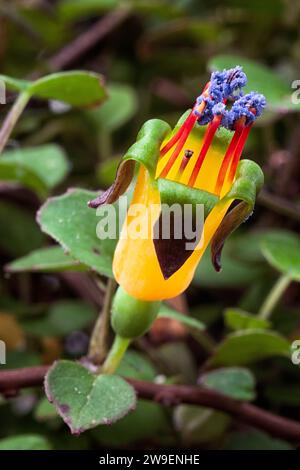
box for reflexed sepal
[88,119,171,208]
[111,286,161,338]
[211,159,264,271]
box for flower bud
[111,286,161,339]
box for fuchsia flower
[89,67,266,301]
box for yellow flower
[89,67,266,302]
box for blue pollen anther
[224,66,247,99]
[193,67,266,130]
[222,92,267,129]
[212,102,226,116]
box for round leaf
[116,351,157,381]
[45,360,136,434]
[208,329,291,367]
[6,246,86,273]
[260,230,300,281]
[159,304,205,331]
[0,71,107,107]
[30,71,107,107]
[0,435,51,450]
[224,308,271,331]
[87,83,138,131]
[37,188,118,277]
[200,367,256,401]
[0,144,69,197]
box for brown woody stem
[0,365,300,441]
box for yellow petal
[156,133,230,195]
[113,166,233,301]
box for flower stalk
[101,335,131,374]
[258,273,291,320]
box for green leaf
[0,434,51,450]
[88,118,171,208]
[92,400,170,447]
[6,246,86,273]
[0,75,28,92]
[87,83,138,131]
[97,157,120,187]
[116,351,157,381]
[2,351,40,369]
[174,405,231,444]
[30,71,107,107]
[58,0,118,22]
[159,304,205,331]
[155,342,198,383]
[260,230,300,281]
[0,145,69,197]
[45,360,136,434]
[208,55,297,113]
[225,430,293,450]
[200,367,256,401]
[231,231,266,264]
[194,236,265,288]
[208,330,291,367]
[37,188,118,277]
[0,201,44,256]
[22,300,96,337]
[93,351,169,446]
[88,111,231,210]
[211,159,264,271]
[224,308,271,331]
[0,71,107,107]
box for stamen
[176,149,194,180]
[158,74,266,187]
[160,84,210,158]
[227,124,252,184]
[214,119,245,195]
[158,113,197,179]
[187,115,222,187]
[160,111,193,157]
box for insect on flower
[89,67,266,302]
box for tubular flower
[89,67,266,302]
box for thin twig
[88,278,116,364]
[258,189,300,223]
[0,91,30,154]
[59,272,104,309]
[48,8,131,71]
[1,365,300,441]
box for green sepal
[211,159,264,271]
[111,286,161,339]
[122,119,171,177]
[88,119,171,208]
[222,158,264,206]
[88,110,231,210]
[158,178,219,219]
